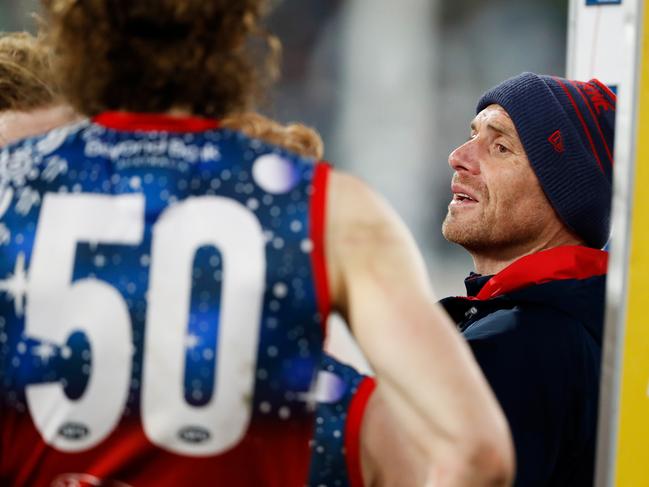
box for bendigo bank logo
[548,130,565,154]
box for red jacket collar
[474,245,608,301]
[93,111,220,133]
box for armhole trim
[309,162,332,335]
[345,377,376,487]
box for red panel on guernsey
[0,114,330,487]
[1,409,313,486]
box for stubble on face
[442,173,550,254]
[442,174,493,250]
[441,105,557,256]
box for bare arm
[360,386,429,487]
[326,170,514,486]
[208,117,512,484]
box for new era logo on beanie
[477,72,615,249]
[548,130,565,153]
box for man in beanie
[441,72,615,486]
[0,3,515,484]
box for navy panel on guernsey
[308,354,375,487]
[0,113,329,487]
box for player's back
[0,112,330,486]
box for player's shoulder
[1,118,89,160]
[327,169,397,219]
[326,168,411,253]
[0,119,89,186]
[327,169,370,198]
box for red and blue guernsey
[0,113,331,487]
[308,355,375,487]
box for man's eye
[496,143,509,153]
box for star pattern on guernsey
[1,121,326,482]
[296,389,319,412]
[308,356,367,487]
[185,333,200,350]
[297,370,347,412]
[32,342,57,365]
[0,252,29,317]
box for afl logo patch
[178,425,211,444]
[58,422,90,441]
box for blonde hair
[222,113,324,159]
[0,31,59,111]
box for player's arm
[360,385,430,486]
[326,170,514,486]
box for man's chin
[442,217,485,248]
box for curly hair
[42,0,279,117]
[0,32,59,112]
[222,113,324,159]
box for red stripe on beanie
[569,80,613,165]
[553,77,606,174]
[592,79,617,104]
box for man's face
[442,104,560,255]
[0,105,79,148]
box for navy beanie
[477,72,616,249]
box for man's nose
[448,140,480,174]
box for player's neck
[0,104,81,148]
[166,107,193,117]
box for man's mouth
[450,184,480,207]
[453,192,476,202]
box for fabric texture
[308,354,374,487]
[440,246,606,486]
[477,72,616,248]
[0,114,327,487]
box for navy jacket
[440,246,607,487]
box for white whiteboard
[567,0,625,86]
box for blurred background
[0,0,568,297]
